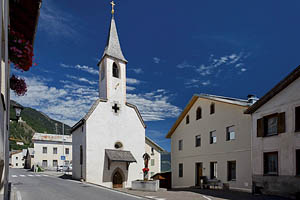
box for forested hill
[9,100,71,150]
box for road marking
[202,195,212,200]
[19,175,25,177]
[12,175,17,178]
[16,191,22,200]
[42,174,48,176]
[145,196,157,199]
[35,175,41,177]
[28,175,34,177]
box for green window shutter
[277,112,286,134]
[257,118,264,137]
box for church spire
[100,1,127,63]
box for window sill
[228,179,236,182]
[263,174,278,176]
[263,134,279,138]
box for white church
[71,6,162,188]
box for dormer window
[112,62,119,78]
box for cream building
[72,11,146,189]
[166,94,253,191]
[245,66,300,198]
[145,137,164,179]
[32,133,72,170]
[9,150,26,168]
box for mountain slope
[9,100,71,150]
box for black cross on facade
[112,103,120,113]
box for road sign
[61,156,66,161]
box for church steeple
[100,14,127,63]
[98,2,127,104]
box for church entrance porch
[112,170,123,188]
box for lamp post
[12,104,23,121]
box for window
[42,160,48,168]
[151,159,155,166]
[210,162,217,179]
[53,147,57,154]
[195,135,201,147]
[296,149,300,176]
[196,107,202,120]
[16,163,18,166]
[264,152,278,175]
[226,126,235,141]
[228,161,236,181]
[186,115,190,124]
[179,140,183,151]
[296,106,300,132]
[43,147,47,154]
[100,66,105,81]
[210,131,217,144]
[65,148,69,155]
[53,160,58,167]
[210,103,215,114]
[257,113,285,137]
[151,147,154,155]
[179,163,183,177]
[16,157,18,160]
[112,62,119,78]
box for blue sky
[11,0,300,151]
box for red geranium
[142,168,149,173]
[10,75,27,96]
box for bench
[201,177,221,189]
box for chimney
[247,94,259,104]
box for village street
[9,168,147,200]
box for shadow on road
[168,188,292,200]
[59,174,73,180]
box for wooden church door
[113,171,123,188]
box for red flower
[10,75,27,96]
[142,168,149,173]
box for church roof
[100,17,127,64]
[105,149,136,163]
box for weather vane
[110,1,115,15]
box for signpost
[61,156,66,161]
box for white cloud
[127,90,181,121]
[153,57,161,64]
[131,68,144,74]
[241,68,247,72]
[201,80,211,86]
[39,1,79,38]
[127,78,141,85]
[66,75,97,85]
[126,86,136,91]
[60,63,98,75]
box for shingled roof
[105,149,136,162]
[99,17,127,64]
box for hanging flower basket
[10,75,27,96]
[8,28,36,71]
[142,168,149,173]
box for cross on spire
[112,103,120,113]
[110,1,115,15]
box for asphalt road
[9,168,146,200]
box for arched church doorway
[112,170,123,188]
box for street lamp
[12,104,23,121]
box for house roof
[165,94,251,138]
[245,65,300,114]
[71,99,146,133]
[10,150,22,156]
[32,133,72,143]
[145,136,165,152]
[105,149,136,163]
[99,17,127,64]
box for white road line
[202,195,212,200]
[19,175,25,177]
[42,174,48,176]
[17,191,22,200]
[11,175,17,178]
[28,175,34,177]
[155,199,166,200]
[35,175,41,177]
[145,196,157,199]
